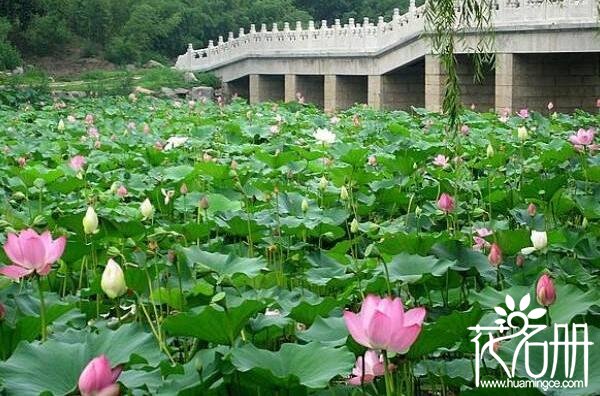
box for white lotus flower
[521,230,548,255]
[140,198,154,219]
[163,136,188,151]
[101,259,127,299]
[313,128,336,145]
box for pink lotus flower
[343,294,426,354]
[437,193,455,213]
[569,128,596,151]
[472,236,490,251]
[547,102,554,111]
[85,114,94,125]
[88,127,99,139]
[78,355,121,396]
[116,185,128,198]
[498,108,510,123]
[488,243,503,267]
[536,274,556,307]
[348,350,386,386]
[460,125,470,135]
[528,203,537,216]
[17,157,27,167]
[517,108,529,118]
[69,155,86,172]
[475,228,493,237]
[432,154,449,168]
[0,229,66,280]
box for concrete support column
[425,54,446,112]
[368,75,382,109]
[285,74,297,102]
[324,75,338,112]
[249,74,260,104]
[495,53,514,113]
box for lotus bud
[536,273,556,307]
[350,218,359,233]
[460,125,470,135]
[547,102,554,111]
[415,206,422,216]
[78,355,121,396]
[488,243,502,267]
[582,217,588,229]
[101,259,127,299]
[493,341,500,353]
[486,144,494,158]
[83,206,99,235]
[528,203,537,216]
[518,126,529,141]
[180,183,189,195]
[530,230,547,250]
[17,157,26,167]
[319,176,328,191]
[437,193,455,213]
[199,196,209,210]
[140,198,154,219]
[57,119,65,131]
[301,198,309,213]
[367,155,377,166]
[515,254,525,267]
[340,185,349,201]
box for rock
[161,87,177,98]
[134,86,155,95]
[184,71,197,83]
[126,64,136,72]
[12,66,24,75]
[145,60,164,68]
[174,88,189,97]
[190,86,214,101]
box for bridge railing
[175,0,598,72]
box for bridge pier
[323,75,368,112]
[249,74,285,104]
[368,76,382,109]
[425,55,445,112]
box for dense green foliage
[0,97,599,395]
[0,0,417,66]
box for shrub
[0,40,21,70]
[24,15,71,56]
[105,36,140,65]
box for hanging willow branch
[424,0,494,132]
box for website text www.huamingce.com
[478,378,585,391]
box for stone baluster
[239,28,245,37]
[261,23,267,33]
[250,24,256,34]
[228,31,234,41]
[321,20,328,29]
[208,40,214,48]
[272,22,279,32]
[349,17,355,28]
[308,20,315,30]
[284,22,290,32]
[409,0,416,13]
[296,21,302,31]
[218,36,224,45]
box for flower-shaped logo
[493,294,547,331]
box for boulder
[174,88,189,97]
[134,86,155,95]
[126,64,136,72]
[161,87,177,98]
[190,86,214,101]
[145,60,164,68]
[12,66,24,75]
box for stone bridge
[175,0,600,113]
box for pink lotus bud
[78,355,121,396]
[536,274,557,307]
[199,196,209,210]
[88,127,99,139]
[167,250,176,263]
[154,141,163,150]
[488,243,503,267]
[547,102,554,111]
[460,125,470,135]
[515,255,525,267]
[180,183,189,195]
[94,140,101,149]
[470,103,476,110]
[116,185,128,198]
[528,203,537,216]
[17,157,27,167]
[85,114,94,125]
[437,193,455,213]
[367,155,377,166]
[493,341,500,353]
[143,123,151,134]
[596,98,600,108]
[353,114,360,127]
[127,122,136,130]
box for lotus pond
[0,97,599,395]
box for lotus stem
[36,276,47,342]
